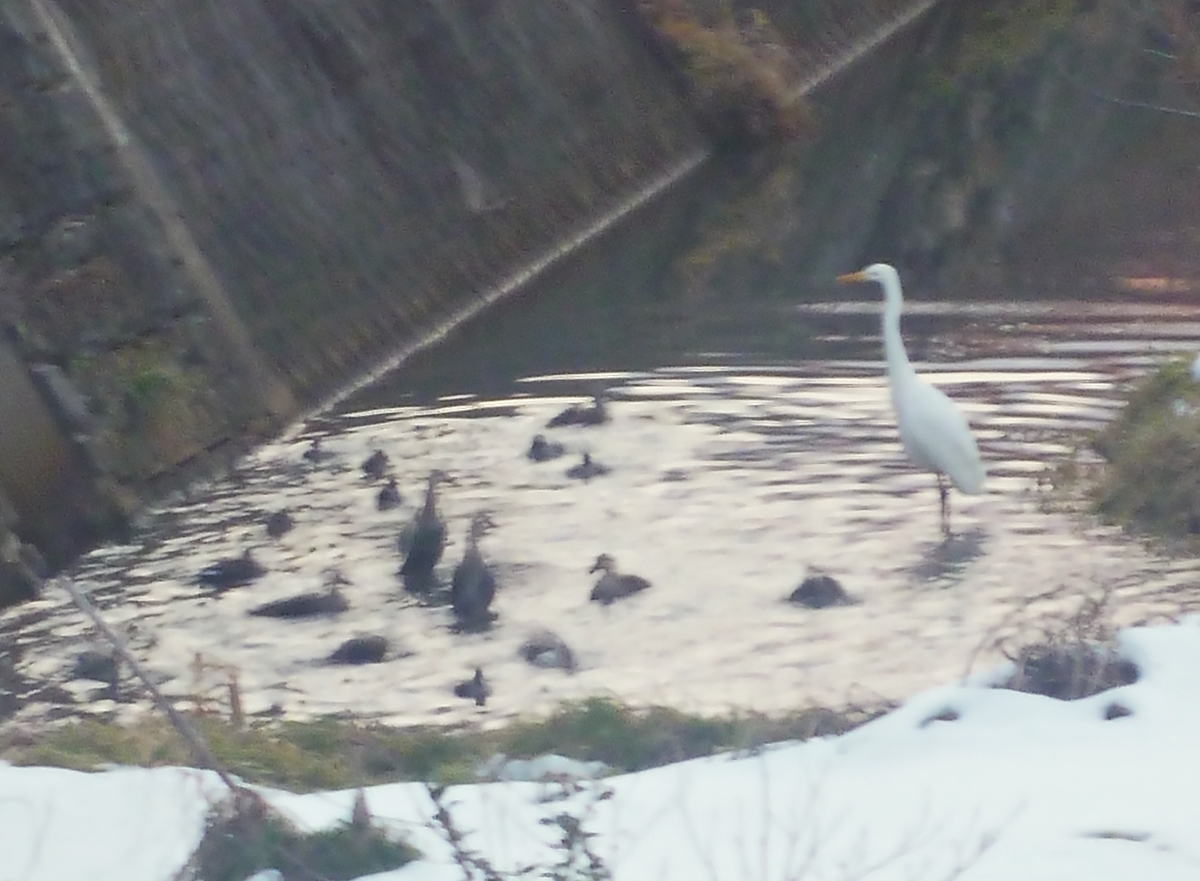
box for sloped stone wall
[50,0,704,401]
[0,0,706,595]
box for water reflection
[7,288,1200,731]
[6,125,1200,728]
[909,527,987,586]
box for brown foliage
[635,1,812,146]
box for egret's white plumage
[837,263,984,533]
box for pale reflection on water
[8,299,1200,729]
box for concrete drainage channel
[0,334,151,605]
[0,340,73,605]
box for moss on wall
[936,0,1080,80]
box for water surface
[8,276,1200,730]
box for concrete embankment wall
[45,0,706,402]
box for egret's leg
[937,474,950,536]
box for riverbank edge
[0,695,890,792]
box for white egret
[837,263,984,534]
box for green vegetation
[192,800,417,881]
[114,342,196,419]
[0,697,886,791]
[1089,357,1200,542]
[941,0,1079,78]
[125,363,175,414]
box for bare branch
[53,576,246,798]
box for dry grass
[994,590,1138,701]
[970,584,1141,702]
[634,0,813,146]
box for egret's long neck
[881,277,914,384]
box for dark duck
[453,667,491,706]
[376,477,402,511]
[527,434,566,462]
[519,630,577,672]
[588,554,651,605]
[249,569,350,619]
[302,437,331,463]
[328,635,389,665]
[362,449,390,480]
[399,470,449,588]
[566,452,609,481]
[787,572,853,609]
[546,392,609,428]
[451,512,498,630]
[265,509,294,538]
[197,549,266,591]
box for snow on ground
[4,620,1200,881]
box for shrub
[1091,358,1200,540]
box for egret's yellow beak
[837,270,866,283]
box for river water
[6,6,1197,735]
[7,230,1200,731]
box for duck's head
[422,469,453,506]
[589,553,616,575]
[323,567,350,587]
[468,511,497,541]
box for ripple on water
[7,300,1200,728]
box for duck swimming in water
[588,554,650,605]
[197,549,266,591]
[302,438,330,463]
[400,470,449,586]
[547,393,609,428]
[451,512,498,630]
[787,571,854,609]
[566,452,610,481]
[327,635,389,665]
[376,477,402,511]
[519,630,577,672]
[527,434,566,462]
[265,509,294,538]
[362,449,390,480]
[453,667,491,706]
[249,569,350,618]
